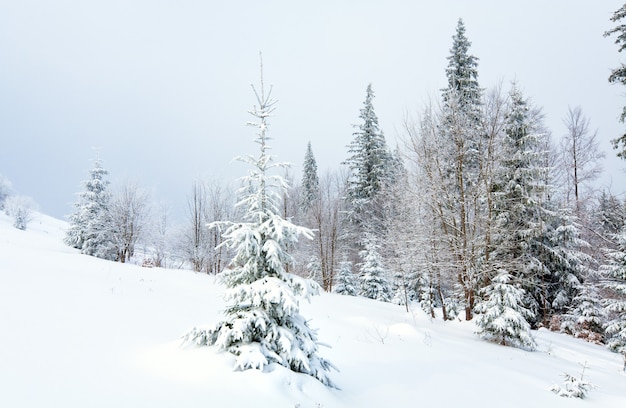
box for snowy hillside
[1,212,625,407]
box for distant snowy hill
[1,212,625,407]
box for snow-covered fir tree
[442,18,482,124]
[343,84,394,231]
[181,63,336,387]
[334,258,357,296]
[300,141,319,213]
[65,158,116,260]
[358,233,392,302]
[604,4,626,159]
[594,190,624,245]
[488,84,588,328]
[474,271,537,349]
[536,209,589,320]
[600,228,626,367]
[561,278,606,344]
[583,190,625,267]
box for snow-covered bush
[4,195,35,230]
[550,373,593,398]
[550,366,595,399]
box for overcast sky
[1,0,625,222]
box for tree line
[58,10,626,366]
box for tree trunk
[465,288,475,321]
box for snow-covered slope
[1,212,625,407]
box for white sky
[1,0,625,221]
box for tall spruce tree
[604,4,626,159]
[488,86,559,326]
[488,85,589,327]
[300,141,319,213]
[595,190,625,240]
[440,18,484,182]
[536,208,589,321]
[582,190,625,268]
[181,61,336,387]
[65,158,116,260]
[344,84,393,232]
[437,18,485,320]
[443,18,482,124]
[488,85,547,315]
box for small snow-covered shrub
[550,362,595,399]
[334,259,357,296]
[550,372,594,399]
[443,297,460,321]
[4,195,35,230]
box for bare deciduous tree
[177,180,235,273]
[205,180,235,274]
[401,101,463,321]
[183,181,209,272]
[295,168,347,291]
[109,182,150,263]
[311,170,346,291]
[398,84,509,321]
[145,202,170,268]
[561,106,605,214]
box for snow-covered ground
[1,212,625,407]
